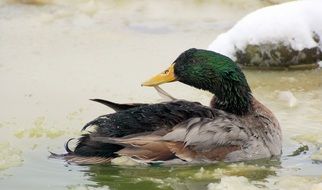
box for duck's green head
[142,48,252,115]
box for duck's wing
[161,115,248,162]
[57,100,215,164]
[89,86,175,112]
[90,110,249,163]
[81,100,214,133]
[90,99,147,112]
[91,130,175,161]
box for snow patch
[208,176,322,190]
[111,156,147,166]
[311,148,322,161]
[208,176,260,190]
[293,133,322,146]
[277,91,297,107]
[209,0,322,60]
[318,61,322,67]
[311,183,322,190]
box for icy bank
[209,0,322,69]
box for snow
[208,176,322,190]
[277,91,297,107]
[207,176,260,190]
[208,0,322,60]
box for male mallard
[57,48,282,164]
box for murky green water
[0,0,321,189]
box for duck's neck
[209,83,253,115]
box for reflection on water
[0,0,321,189]
[81,160,279,190]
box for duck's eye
[163,70,169,74]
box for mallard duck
[56,48,282,164]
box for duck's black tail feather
[49,134,122,164]
[73,134,123,157]
[90,99,147,112]
[48,138,75,158]
[64,138,75,153]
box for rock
[209,0,322,70]
[235,42,321,70]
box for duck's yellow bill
[142,64,176,86]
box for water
[0,0,322,189]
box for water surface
[0,1,321,189]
